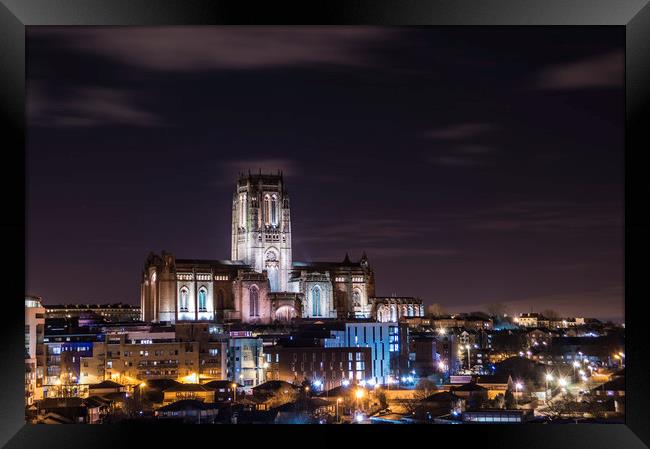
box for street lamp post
[336,397,342,423]
[545,373,553,399]
[466,345,471,371]
[514,382,522,408]
[355,388,364,414]
[231,383,237,403]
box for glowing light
[558,377,568,387]
[140,382,147,388]
[368,379,376,386]
[313,380,322,388]
[437,328,446,336]
[355,413,364,423]
[515,382,523,390]
[342,380,350,387]
[355,389,365,399]
[545,373,554,382]
[359,380,366,387]
[407,376,414,383]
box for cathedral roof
[174,259,251,269]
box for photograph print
[25,26,624,425]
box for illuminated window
[352,289,361,308]
[335,276,345,282]
[271,194,278,226]
[312,286,321,316]
[198,288,207,311]
[249,286,259,317]
[214,275,229,281]
[264,195,271,225]
[179,287,189,312]
[352,276,364,283]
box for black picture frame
[1,1,648,448]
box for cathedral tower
[231,171,292,292]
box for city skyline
[26,27,624,321]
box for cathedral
[141,172,423,324]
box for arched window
[198,288,207,312]
[264,195,271,225]
[240,193,247,228]
[217,290,225,309]
[271,194,278,226]
[352,289,361,308]
[179,287,189,312]
[312,286,321,316]
[249,286,259,317]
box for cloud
[425,123,495,140]
[429,155,484,167]
[29,27,395,72]
[535,51,623,90]
[295,218,438,245]
[28,84,162,127]
[426,144,496,167]
[455,201,622,233]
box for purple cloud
[425,123,495,140]
[535,51,623,90]
[28,84,162,127]
[29,27,395,72]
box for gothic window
[352,289,361,308]
[271,194,278,226]
[312,286,321,316]
[264,195,271,226]
[239,193,247,228]
[249,286,259,317]
[179,287,189,312]
[198,288,207,312]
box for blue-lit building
[323,321,399,384]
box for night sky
[26,27,624,321]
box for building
[410,334,438,377]
[323,321,399,384]
[42,320,100,397]
[514,313,545,328]
[264,345,372,390]
[78,329,201,385]
[161,383,216,406]
[227,331,265,388]
[45,303,141,322]
[25,296,46,405]
[141,172,398,324]
[372,297,424,322]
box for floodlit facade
[141,172,379,324]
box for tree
[427,303,447,317]
[504,389,516,409]
[375,389,388,410]
[397,379,437,416]
[539,391,579,420]
[266,388,299,408]
[541,309,560,320]
[486,303,509,319]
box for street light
[545,373,553,396]
[514,382,522,408]
[336,397,342,423]
[231,382,237,403]
[355,388,365,413]
[572,360,580,380]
